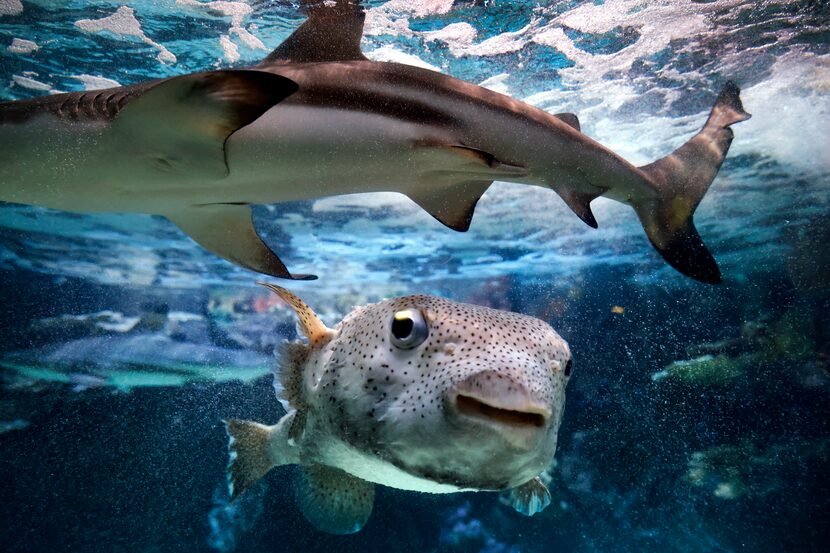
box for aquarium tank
[1,0,828,552]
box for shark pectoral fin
[113,70,298,178]
[293,464,375,535]
[256,283,333,344]
[261,1,367,64]
[557,188,601,228]
[507,476,551,516]
[408,179,492,232]
[553,112,581,132]
[428,144,527,176]
[166,205,316,280]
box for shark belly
[0,115,109,209]
[223,104,471,203]
[0,113,211,213]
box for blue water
[1,1,828,552]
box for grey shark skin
[224,284,573,534]
[0,1,750,283]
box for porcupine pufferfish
[224,283,573,534]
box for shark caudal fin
[636,82,750,284]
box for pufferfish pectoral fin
[507,476,551,516]
[293,464,375,534]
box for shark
[0,1,750,283]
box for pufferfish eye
[390,308,429,349]
[564,358,573,377]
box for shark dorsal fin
[554,112,581,131]
[257,283,332,344]
[261,0,367,65]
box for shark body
[0,1,750,282]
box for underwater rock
[651,354,750,386]
[0,418,29,433]
[784,214,830,299]
[29,304,205,343]
[30,309,142,341]
[653,307,823,387]
[439,502,521,553]
[686,438,830,500]
[207,287,298,353]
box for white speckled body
[282,294,572,493]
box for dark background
[1,261,828,553]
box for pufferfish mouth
[453,392,550,428]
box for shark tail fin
[224,418,277,499]
[635,81,751,284]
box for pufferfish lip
[453,393,550,428]
[448,370,552,429]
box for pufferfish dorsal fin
[257,283,332,344]
[294,464,375,534]
[260,0,367,65]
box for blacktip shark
[0,0,750,283]
[224,283,573,534]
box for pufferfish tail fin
[224,419,276,499]
[224,414,299,499]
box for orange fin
[257,283,332,345]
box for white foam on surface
[732,50,830,175]
[382,0,454,18]
[177,0,266,57]
[7,38,38,54]
[176,0,252,26]
[365,0,455,38]
[12,74,58,94]
[539,0,745,73]
[421,20,533,57]
[75,6,176,64]
[421,22,477,56]
[220,34,240,62]
[367,45,441,72]
[231,25,265,51]
[364,10,412,38]
[70,74,122,90]
[467,24,534,57]
[478,72,511,95]
[515,0,830,177]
